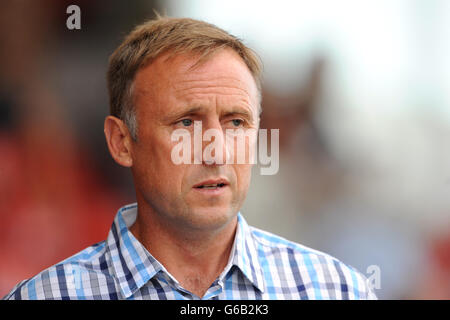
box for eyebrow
[221,108,255,123]
[163,106,204,123]
[164,105,256,124]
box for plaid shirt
[3,203,377,300]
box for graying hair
[120,82,138,140]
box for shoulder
[3,241,119,300]
[249,226,377,300]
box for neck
[129,204,238,298]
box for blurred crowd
[1,0,449,299]
[0,0,138,295]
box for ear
[104,116,133,167]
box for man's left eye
[231,119,243,127]
[180,119,193,126]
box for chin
[183,206,238,231]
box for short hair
[107,15,262,140]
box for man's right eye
[180,119,193,127]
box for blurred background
[1,0,449,299]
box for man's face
[130,49,259,231]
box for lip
[193,178,229,189]
[193,185,228,196]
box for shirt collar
[106,203,265,298]
[225,213,266,293]
[105,203,163,298]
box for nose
[198,119,227,166]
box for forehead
[133,49,259,109]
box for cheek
[135,129,176,165]
[132,134,186,190]
[234,164,253,191]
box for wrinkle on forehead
[173,79,257,120]
[173,79,254,105]
[134,49,260,116]
[170,67,259,115]
[174,78,253,95]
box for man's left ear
[103,116,134,167]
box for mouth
[193,179,229,190]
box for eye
[231,119,244,127]
[180,119,193,127]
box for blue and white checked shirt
[3,203,377,300]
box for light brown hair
[107,15,262,139]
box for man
[3,16,376,300]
